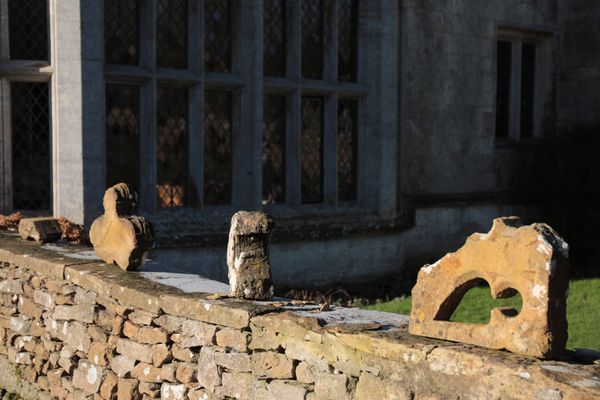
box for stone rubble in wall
[0,253,598,400]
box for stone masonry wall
[0,234,598,399]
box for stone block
[251,351,295,379]
[73,361,103,394]
[314,373,354,400]
[33,289,56,308]
[214,351,251,372]
[90,183,154,271]
[218,372,253,400]
[116,338,152,363]
[355,373,412,400]
[175,362,196,383]
[161,383,187,400]
[152,343,172,367]
[99,371,118,400]
[111,355,136,378]
[409,217,570,358]
[117,378,140,400]
[53,304,95,323]
[123,320,167,344]
[18,217,62,243]
[216,328,249,352]
[132,362,163,382]
[197,346,221,391]
[227,211,274,300]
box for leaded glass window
[204,91,232,205]
[10,82,51,210]
[204,0,232,73]
[337,98,358,201]
[157,0,188,69]
[301,97,324,203]
[264,0,286,77]
[8,0,48,61]
[263,94,286,204]
[104,0,140,65]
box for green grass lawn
[365,278,600,351]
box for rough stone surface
[409,217,570,358]
[90,183,154,271]
[0,233,598,400]
[227,211,274,300]
[18,218,62,243]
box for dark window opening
[157,0,188,69]
[263,94,286,204]
[338,0,358,82]
[204,91,233,206]
[338,98,358,201]
[204,0,232,73]
[157,87,189,208]
[520,43,536,139]
[11,82,51,210]
[8,0,49,61]
[301,97,324,203]
[264,0,287,77]
[106,85,140,193]
[301,0,326,80]
[495,40,512,139]
[104,0,140,65]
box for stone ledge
[0,233,599,399]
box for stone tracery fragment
[409,216,570,359]
[90,183,154,271]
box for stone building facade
[0,0,598,286]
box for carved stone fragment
[18,217,62,243]
[227,211,274,300]
[409,216,570,359]
[90,183,154,271]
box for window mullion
[0,78,11,211]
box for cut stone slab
[227,211,274,300]
[90,183,154,271]
[409,216,570,359]
[18,218,62,243]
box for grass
[365,278,600,351]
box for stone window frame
[0,0,54,213]
[495,26,554,143]
[103,1,399,228]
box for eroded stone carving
[227,211,274,300]
[18,217,62,243]
[409,216,570,358]
[90,183,154,271]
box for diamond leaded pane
[8,0,49,60]
[301,0,325,79]
[104,0,140,65]
[157,87,188,208]
[203,91,232,205]
[10,82,51,210]
[263,0,286,77]
[106,85,140,191]
[204,0,232,73]
[157,0,188,69]
[301,97,323,203]
[263,94,286,204]
[338,0,358,82]
[338,99,358,201]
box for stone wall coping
[1,233,600,399]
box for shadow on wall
[552,124,600,277]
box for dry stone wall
[0,234,598,399]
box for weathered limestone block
[90,183,154,271]
[227,211,274,300]
[72,361,103,394]
[18,217,62,243]
[409,217,570,358]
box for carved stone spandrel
[90,183,154,271]
[409,216,570,359]
[227,211,274,300]
[18,217,62,243]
